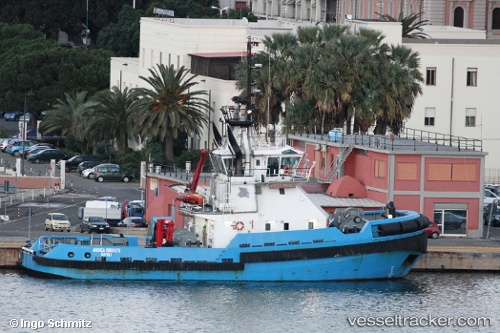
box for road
[0,118,145,240]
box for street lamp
[21,89,34,176]
[200,79,212,150]
[211,6,229,16]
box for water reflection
[1,271,498,332]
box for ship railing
[249,132,288,148]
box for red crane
[176,150,209,205]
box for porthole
[67,252,74,258]
[84,252,91,259]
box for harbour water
[1,270,498,333]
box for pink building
[144,128,485,238]
[289,128,485,238]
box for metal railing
[292,127,482,152]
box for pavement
[1,188,500,251]
[428,236,500,251]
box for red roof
[188,52,246,58]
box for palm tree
[377,12,430,39]
[39,91,94,141]
[133,64,209,162]
[83,86,139,153]
[374,45,423,135]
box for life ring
[235,221,245,231]
[283,166,292,175]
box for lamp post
[211,5,229,16]
[21,89,34,176]
[85,0,89,48]
[200,79,212,150]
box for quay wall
[0,246,21,268]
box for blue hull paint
[20,251,421,281]
[19,213,428,281]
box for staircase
[325,137,355,183]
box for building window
[375,160,386,178]
[396,162,418,180]
[467,68,477,86]
[159,52,163,65]
[434,209,466,236]
[454,7,464,27]
[427,163,477,181]
[465,108,476,127]
[492,8,500,29]
[424,107,435,126]
[426,67,436,85]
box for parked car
[44,213,71,232]
[25,147,51,159]
[80,216,110,234]
[94,163,133,183]
[485,185,500,196]
[77,160,101,174]
[424,221,441,238]
[118,217,147,228]
[6,140,36,157]
[27,149,67,163]
[23,143,54,158]
[58,154,101,172]
[127,200,145,218]
[484,188,500,206]
[0,138,14,152]
[3,110,23,121]
[483,203,500,227]
[434,212,467,229]
[81,167,96,179]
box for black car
[80,216,110,234]
[58,154,101,172]
[27,149,67,163]
[434,212,467,230]
[484,203,500,227]
[77,160,101,174]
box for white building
[111,18,310,151]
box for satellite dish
[242,17,249,26]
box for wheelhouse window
[425,107,435,126]
[426,67,436,86]
[465,108,476,127]
[467,68,477,87]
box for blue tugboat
[19,37,428,281]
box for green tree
[374,45,423,135]
[0,23,112,119]
[84,86,140,153]
[377,12,430,39]
[133,64,210,161]
[0,0,132,45]
[97,5,143,57]
[39,91,95,143]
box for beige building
[251,0,500,39]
